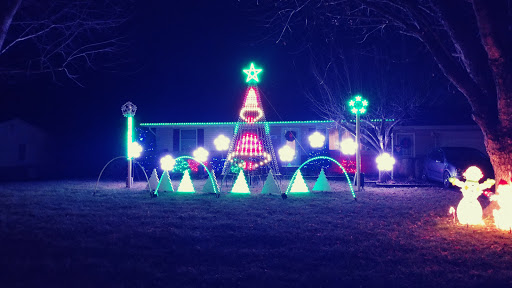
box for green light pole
[348,95,368,192]
[122,102,137,188]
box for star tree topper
[243,63,263,83]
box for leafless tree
[306,43,432,157]
[246,0,512,185]
[0,0,131,86]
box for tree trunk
[485,130,512,187]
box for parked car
[423,147,494,188]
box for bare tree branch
[0,0,131,85]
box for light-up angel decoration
[449,166,495,225]
[490,178,512,231]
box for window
[395,133,414,157]
[180,130,196,152]
[282,129,299,166]
[328,128,339,150]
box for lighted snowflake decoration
[193,147,209,163]
[278,145,295,162]
[348,95,368,115]
[128,142,143,158]
[376,153,395,171]
[214,135,230,151]
[308,131,325,148]
[121,101,137,117]
[160,155,176,171]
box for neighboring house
[392,125,486,178]
[141,121,486,179]
[0,118,54,180]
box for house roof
[140,119,396,127]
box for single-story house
[140,120,486,178]
[0,118,55,180]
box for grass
[1,180,512,287]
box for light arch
[155,155,219,195]
[285,156,356,200]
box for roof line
[140,119,395,126]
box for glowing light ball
[376,153,395,171]
[308,131,325,148]
[128,142,143,158]
[449,166,495,225]
[160,155,176,171]
[278,145,295,162]
[340,138,357,155]
[193,147,209,163]
[491,178,512,231]
[214,135,230,151]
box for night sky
[1,1,473,177]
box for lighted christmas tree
[261,170,280,194]
[313,169,332,192]
[159,170,174,192]
[289,170,309,193]
[177,170,195,193]
[222,63,279,176]
[147,169,160,191]
[231,170,250,193]
[202,169,220,194]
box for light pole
[348,95,368,191]
[122,101,137,188]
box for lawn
[1,180,511,287]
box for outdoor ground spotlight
[340,138,357,155]
[214,134,230,151]
[308,131,325,148]
[278,145,295,162]
[193,147,209,162]
[376,153,395,171]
